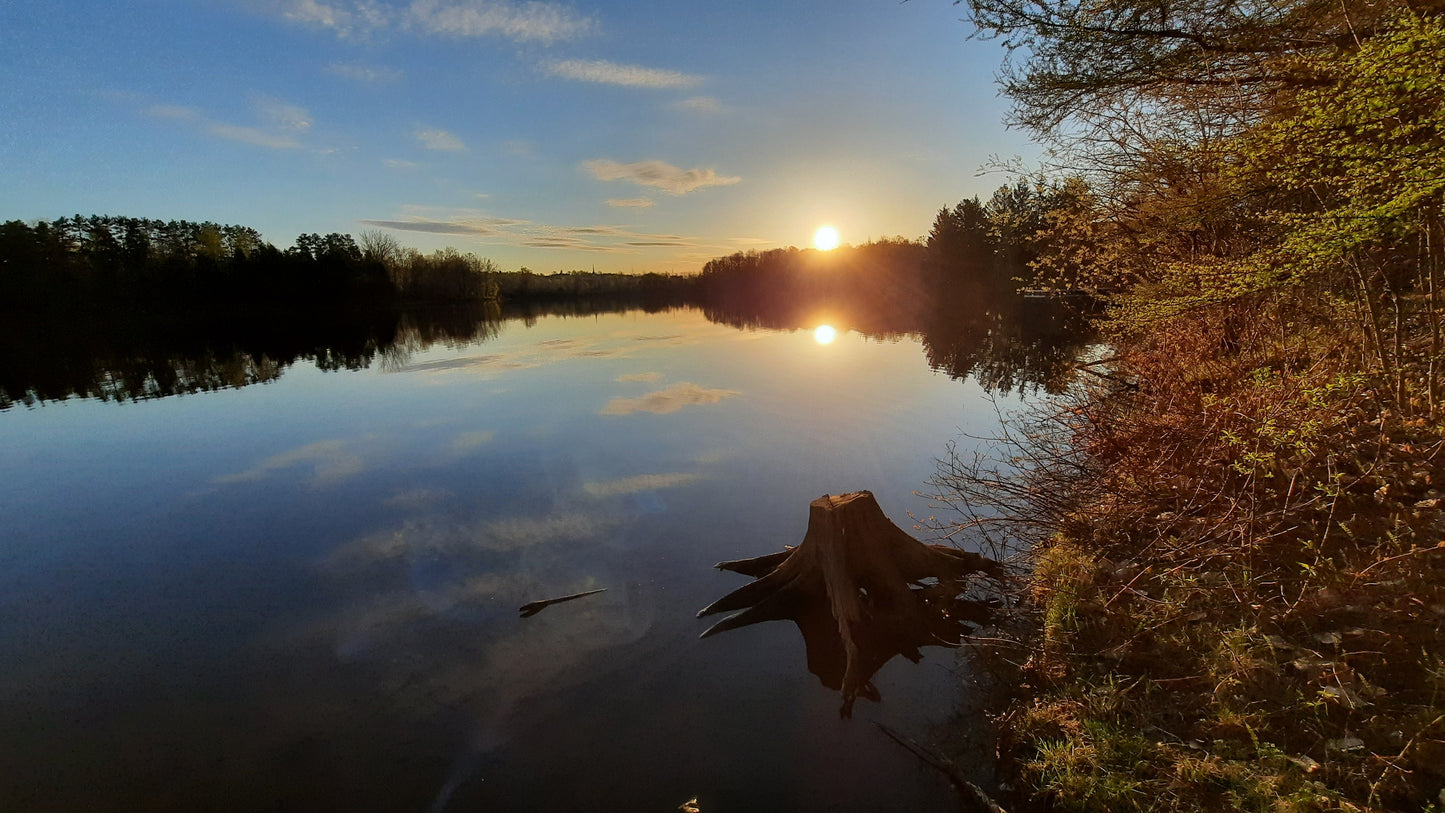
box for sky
[0,0,1038,273]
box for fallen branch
[875,723,1009,813]
[518,588,607,618]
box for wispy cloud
[390,352,536,374]
[582,472,702,498]
[360,206,707,254]
[615,371,662,383]
[289,501,647,747]
[147,104,198,120]
[266,0,592,43]
[210,125,302,149]
[385,334,636,378]
[582,159,740,196]
[382,487,451,509]
[146,103,305,150]
[673,96,722,113]
[360,207,521,235]
[253,95,313,132]
[414,126,466,151]
[327,61,403,82]
[409,0,594,42]
[451,429,495,451]
[606,198,654,208]
[273,0,388,39]
[359,218,496,235]
[326,510,617,571]
[600,382,741,416]
[543,59,701,89]
[479,513,614,551]
[383,158,419,169]
[214,439,365,485]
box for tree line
[0,216,698,313]
[1,194,1109,320]
[924,177,1103,295]
[693,195,1087,328]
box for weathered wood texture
[699,491,1005,717]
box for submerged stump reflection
[698,491,1006,717]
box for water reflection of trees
[0,299,682,410]
[919,292,1095,395]
[0,307,385,409]
[701,287,1093,396]
[693,239,1094,394]
[0,284,1089,409]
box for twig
[1368,714,1445,807]
[1351,541,1445,583]
[875,722,1009,813]
[518,588,607,618]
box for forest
[0,216,694,312]
[924,2,1445,811]
[0,186,1075,317]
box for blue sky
[0,0,1036,273]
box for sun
[813,225,839,251]
[814,325,837,345]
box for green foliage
[1240,12,1445,280]
[0,216,701,312]
[926,177,1118,292]
[0,215,393,309]
[925,195,996,287]
[696,237,927,320]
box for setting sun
[813,226,840,251]
[814,324,837,344]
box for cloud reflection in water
[213,438,366,486]
[600,382,740,415]
[289,505,655,766]
[581,472,703,497]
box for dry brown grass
[937,293,1445,811]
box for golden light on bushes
[813,226,839,251]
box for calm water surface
[0,306,1030,811]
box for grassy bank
[922,7,1445,809]
[939,293,1445,811]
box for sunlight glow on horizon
[813,226,840,251]
[814,325,837,345]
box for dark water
[0,299,1086,811]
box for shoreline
[949,310,1445,812]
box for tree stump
[698,491,1006,717]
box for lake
[0,301,1080,811]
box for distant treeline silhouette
[695,238,929,335]
[0,188,1075,314]
[693,179,1088,320]
[0,216,697,313]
